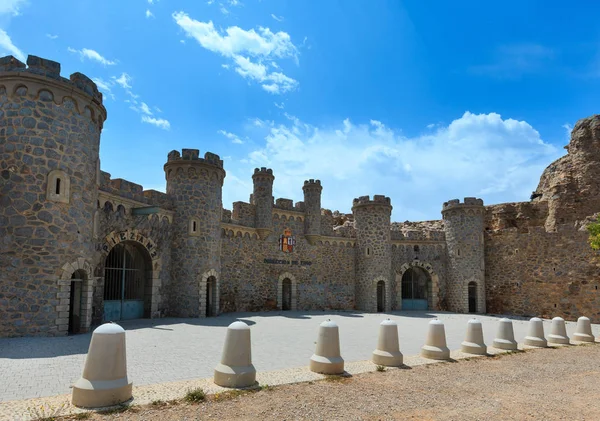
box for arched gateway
[397,261,439,311]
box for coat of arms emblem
[279,229,295,253]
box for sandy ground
[53,344,600,421]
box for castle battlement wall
[442,197,484,212]
[352,195,392,208]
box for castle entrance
[103,242,149,321]
[401,267,430,310]
[68,270,85,334]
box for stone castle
[1,55,599,337]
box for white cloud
[271,14,284,22]
[0,29,25,62]
[68,47,117,66]
[562,123,573,142]
[173,11,299,94]
[219,129,244,144]
[112,72,132,89]
[154,106,162,113]
[142,116,170,130]
[145,9,154,18]
[0,0,27,16]
[227,112,563,221]
[92,77,115,100]
[274,102,284,109]
[46,33,58,40]
[131,101,153,115]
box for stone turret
[0,54,106,336]
[303,179,322,245]
[164,149,225,317]
[442,198,485,313]
[352,195,392,312]
[251,167,274,240]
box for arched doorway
[68,270,86,334]
[468,282,477,313]
[282,279,292,310]
[376,280,386,312]
[206,276,217,317]
[401,267,431,310]
[103,242,150,321]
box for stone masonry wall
[220,215,355,312]
[165,149,225,317]
[353,196,392,312]
[442,198,486,313]
[0,55,105,337]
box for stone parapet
[442,197,484,215]
[352,195,392,210]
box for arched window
[46,169,70,203]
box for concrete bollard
[71,323,132,408]
[372,319,403,367]
[492,318,518,350]
[573,316,594,342]
[547,316,570,345]
[214,321,256,388]
[421,319,450,360]
[523,317,547,348]
[460,318,487,355]
[310,319,344,374]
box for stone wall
[485,224,600,322]
[352,195,393,312]
[165,149,225,317]
[220,228,355,312]
[442,198,486,313]
[0,55,105,337]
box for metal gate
[401,268,429,310]
[103,243,146,321]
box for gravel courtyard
[79,343,600,421]
[1,311,594,402]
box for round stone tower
[164,149,225,317]
[0,55,106,336]
[302,179,322,245]
[352,195,392,312]
[442,197,486,313]
[251,167,274,240]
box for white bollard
[461,318,487,355]
[573,316,594,343]
[72,323,132,408]
[214,321,257,388]
[310,320,345,374]
[547,317,570,345]
[421,319,450,360]
[492,318,518,350]
[523,317,547,348]
[372,319,403,367]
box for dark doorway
[206,276,217,317]
[468,282,477,313]
[282,278,292,310]
[401,267,430,310]
[68,270,85,334]
[376,280,385,312]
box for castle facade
[2,55,599,337]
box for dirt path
[65,345,600,421]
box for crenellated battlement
[166,149,224,168]
[0,54,106,128]
[99,170,172,208]
[303,179,322,190]
[352,195,392,209]
[442,197,484,213]
[252,167,274,178]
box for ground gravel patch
[58,344,600,421]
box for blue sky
[2,0,599,221]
